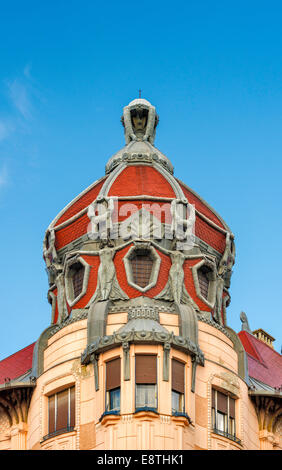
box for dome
[44,98,235,333]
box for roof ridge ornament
[240,311,252,333]
[121,98,159,145]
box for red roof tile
[0,343,35,385]
[238,331,282,388]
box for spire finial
[138,89,141,98]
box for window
[72,263,85,299]
[135,355,157,410]
[123,244,161,293]
[212,389,237,441]
[65,257,90,307]
[198,265,211,300]
[48,386,75,438]
[106,358,121,413]
[192,260,216,308]
[171,359,185,414]
[131,250,154,289]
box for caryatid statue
[156,251,192,305]
[43,229,57,269]
[121,98,159,145]
[214,232,234,324]
[92,247,129,302]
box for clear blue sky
[0,1,281,360]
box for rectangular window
[212,389,237,440]
[48,386,75,437]
[171,359,185,413]
[106,357,121,412]
[135,355,157,410]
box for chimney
[252,328,275,349]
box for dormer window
[123,244,161,293]
[192,260,216,308]
[72,263,85,299]
[131,250,154,289]
[198,265,211,300]
[65,257,90,307]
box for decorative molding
[128,305,159,322]
[197,315,232,340]
[108,303,176,314]
[47,310,89,340]
[81,330,204,368]
[0,386,34,426]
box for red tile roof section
[108,165,176,198]
[178,181,226,229]
[0,343,35,385]
[238,331,282,388]
[55,177,106,227]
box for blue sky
[0,1,281,360]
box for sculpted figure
[214,232,235,323]
[170,199,195,242]
[92,247,129,302]
[121,99,159,145]
[43,229,57,269]
[88,196,115,243]
[55,271,68,323]
[218,232,235,288]
[214,274,225,324]
[155,251,191,304]
[240,311,252,333]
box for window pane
[172,360,185,394]
[217,391,228,414]
[56,389,68,431]
[216,411,226,432]
[172,390,184,413]
[48,394,55,434]
[212,408,216,429]
[136,384,157,408]
[109,388,120,411]
[229,397,235,419]
[72,265,85,298]
[198,266,210,299]
[229,417,235,436]
[131,252,153,288]
[106,358,121,391]
[135,355,157,384]
[70,386,75,428]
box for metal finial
[138,89,141,98]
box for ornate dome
[43,98,235,345]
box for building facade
[0,98,281,450]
